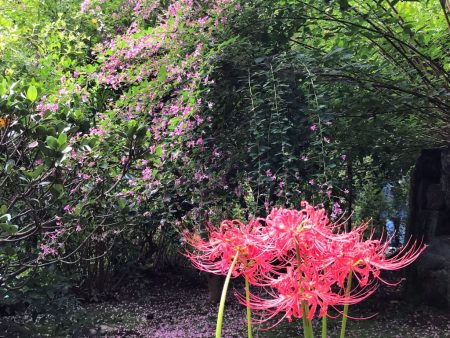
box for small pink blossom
[331,201,343,218]
[310,124,317,131]
[142,168,152,180]
[80,0,90,13]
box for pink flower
[186,201,426,329]
[184,220,274,283]
[142,168,152,180]
[331,201,343,218]
[310,124,317,131]
[80,0,90,13]
[240,203,425,324]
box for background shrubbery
[0,0,449,313]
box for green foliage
[0,0,448,314]
[191,0,448,222]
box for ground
[1,270,449,337]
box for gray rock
[414,236,450,308]
[426,184,445,210]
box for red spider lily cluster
[184,201,425,327]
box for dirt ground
[1,270,449,337]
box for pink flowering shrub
[0,0,237,290]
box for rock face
[414,236,450,308]
[407,149,450,308]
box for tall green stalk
[245,276,253,338]
[295,241,314,338]
[339,270,353,338]
[301,300,314,338]
[322,315,327,338]
[216,251,240,338]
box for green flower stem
[340,270,353,338]
[216,251,240,338]
[295,242,314,338]
[301,300,314,338]
[322,315,327,338]
[245,276,253,338]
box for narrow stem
[322,315,327,338]
[245,276,253,338]
[296,242,314,338]
[301,301,309,338]
[216,251,240,338]
[301,300,314,338]
[339,270,353,338]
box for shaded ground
[1,270,450,337]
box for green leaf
[29,165,45,179]
[0,78,7,95]
[50,184,64,199]
[158,65,167,83]
[57,133,68,146]
[155,146,163,156]
[6,224,18,235]
[26,85,38,102]
[46,136,59,150]
[0,205,7,214]
[4,159,15,173]
[118,198,127,209]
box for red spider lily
[237,262,377,327]
[324,226,427,288]
[183,219,275,283]
[264,202,335,258]
[185,201,426,337]
[236,203,425,327]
